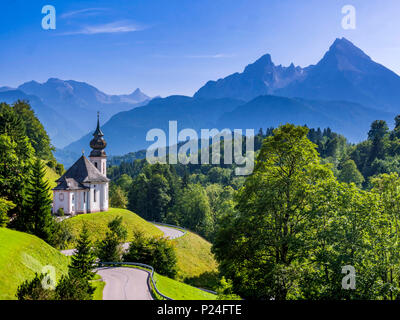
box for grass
[0,227,69,300]
[91,274,105,300]
[154,272,216,300]
[43,162,60,200]
[172,231,219,288]
[61,208,163,248]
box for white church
[52,114,109,215]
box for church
[52,114,109,215]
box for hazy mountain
[277,38,400,112]
[59,93,394,166]
[195,54,309,101]
[0,89,84,147]
[195,38,400,113]
[61,95,244,157]
[18,78,151,132]
[217,95,394,142]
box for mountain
[217,95,394,142]
[195,38,400,113]
[277,38,400,112]
[61,96,244,157]
[59,93,394,165]
[18,78,151,132]
[195,54,309,101]
[0,89,84,147]
[0,79,152,147]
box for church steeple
[93,111,104,137]
[89,112,107,157]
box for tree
[368,120,389,163]
[16,159,54,243]
[124,231,178,278]
[110,185,128,209]
[338,159,364,186]
[166,184,212,239]
[54,274,95,300]
[13,100,54,160]
[128,163,179,222]
[69,225,96,280]
[16,273,55,300]
[96,216,127,262]
[0,197,15,227]
[116,174,133,191]
[213,124,334,299]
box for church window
[94,186,97,202]
[59,193,64,201]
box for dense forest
[0,101,64,243]
[108,114,400,299]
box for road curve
[61,223,186,299]
[96,267,153,300]
[153,224,185,239]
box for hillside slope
[172,231,219,288]
[61,208,163,247]
[0,228,69,300]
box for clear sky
[0,0,399,97]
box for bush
[16,273,55,300]
[54,274,94,300]
[56,208,65,217]
[50,221,75,249]
[124,231,178,278]
[95,216,127,262]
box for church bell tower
[89,112,107,176]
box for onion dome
[89,112,107,157]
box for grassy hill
[154,272,216,300]
[61,209,219,290]
[44,164,59,190]
[0,228,69,300]
[172,231,219,289]
[61,208,163,248]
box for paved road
[61,223,185,299]
[153,224,185,239]
[96,267,153,300]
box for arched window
[93,186,97,202]
[59,193,64,201]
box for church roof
[54,155,109,191]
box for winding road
[61,223,185,300]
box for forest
[108,115,400,299]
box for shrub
[124,231,178,278]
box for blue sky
[0,0,399,97]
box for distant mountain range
[195,38,400,113]
[1,37,399,167]
[0,78,150,147]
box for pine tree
[69,225,96,280]
[18,159,54,242]
[0,197,15,227]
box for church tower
[89,112,107,176]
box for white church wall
[53,191,69,214]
